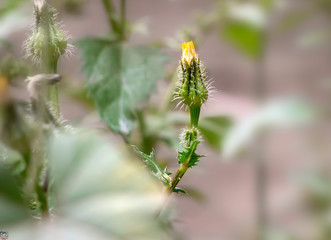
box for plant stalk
[169,163,188,192]
[102,0,119,33]
[168,106,200,194]
[120,0,126,40]
[36,53,60,217]
[254,26,268,240]
[189,105,200,128]
[48,60,60,117]
[136,109,153,153]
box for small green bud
[26,0,70,65]
[175,41,209,108]
[180,127,200,147]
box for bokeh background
[1,0,331,239]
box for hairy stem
[36,54,60,217]
[48,60,59,117]
[168,107,200,194]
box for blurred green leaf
[221,20,263,59]
[46,131,170,240]
[199,115,232,152]
[77,38,169,136]
[0,38,12,50]
[1,131,173,239]
[219,1,266,59]
[0,143,26,175]
[0,167,29,226]
[0,0,26,16]
[0,55,30,81]
[265,228,297,240]
[223,99,316,158]
[297,172,331,214]
[0,1,31,38]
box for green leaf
[223,99,316,158]
[0,143,26,175]
[132,145,171,187]
[0,167,29,226]
[221,20,263,59]
[77,38,169,136]
[178,140,203,168]
[47,131,170,240]
[0,0,26,16]
[0,131,173,240]
[0,1,32,38]
[0,55,30,80]
[199,115,232,152]
[219,2,266,59]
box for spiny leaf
[178,140,203,168]
[77,38,170,136]
[132,145,171,187]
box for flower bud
[26,0,69,65]
[176,41,208,108]
[180,127,200,147]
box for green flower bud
[176,41,209,108]
[26,0,70,65]
[180,127,200,147]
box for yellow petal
[181,41,196,65]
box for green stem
[120,0,126,40]
[35,56,59,217]
[102,0,119,33]
[189,105,201,127]
[48,60,59,117]
[168,104,201,194]
[255,26,268,240]
[136,110,153,153]
[169,163,188,192]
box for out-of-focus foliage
[218,1,268,59]
[223,99,316,158]
[0,0,26,16]
[0,131,172,240]
[0,168,29,225]
[0,0,32,38]
[0,143,26,175]
[299,172,331,215]
[199,116,232,152]
[296,171,331,240]
[0,55,29,81]
[77,38,169,137]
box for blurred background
[1,0,331,239]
